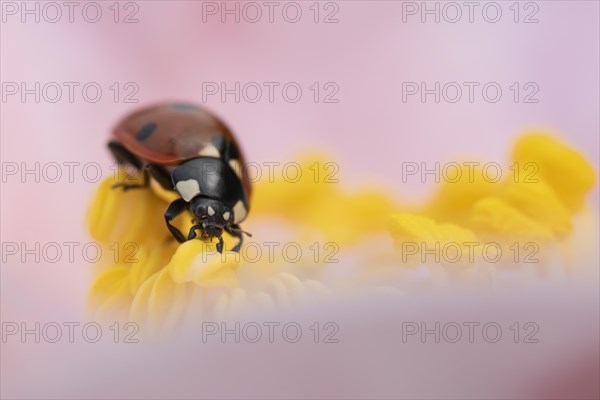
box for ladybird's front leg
[164,199,189,243]
[216,236,224,254]
[187,224,203,240]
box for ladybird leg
[108,141,150,191]
[147,165,173,191]
[225,224,250,253]
[108,141,143,169]
[164,199,189,243]
[111,168,150,191]
[113,164,171,192]
[216,236,224,254]
[187,224,203,240]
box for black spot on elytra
[136,122,157,141]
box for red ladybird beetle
[108,102,251,253]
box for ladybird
[108,102,251,253]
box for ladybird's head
[189,197,233,238]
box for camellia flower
[87,131,596,332]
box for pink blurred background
[1,1,599,398]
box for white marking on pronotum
[175,179,201,202]
[223,211,230,221]
[207,206,215,216]
[198,144,220,158]
[233,200,247,224]
[229,159,242,178]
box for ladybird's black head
[189,196,233,238]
